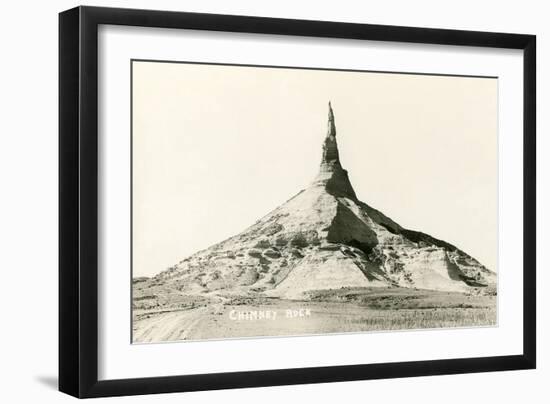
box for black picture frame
[59,5,536,398]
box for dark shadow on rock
[35,375,58,390]
[446,259,463,281]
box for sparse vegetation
[254,239,271,249]
[345,307,495,330]
[132,286,496,342]
[263,248,282,259]
[290,233,309,248]
[247,248,262,258]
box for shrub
[290,233,308,248]
[247,249,262,258]
[254,239,271,249]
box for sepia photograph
[55,5,536,399]
[131,60,498,343]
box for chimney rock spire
[321,102,340,165]
[327,101,336,138]
[314,102,357,200]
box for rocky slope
[139,103,495,301]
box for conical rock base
[146,103,495,300]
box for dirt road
[132,291,496,343]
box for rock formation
[147,103,496,300]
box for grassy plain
[132,286,496,342]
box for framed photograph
[59,6,536,398]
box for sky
[132,60,498,277]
